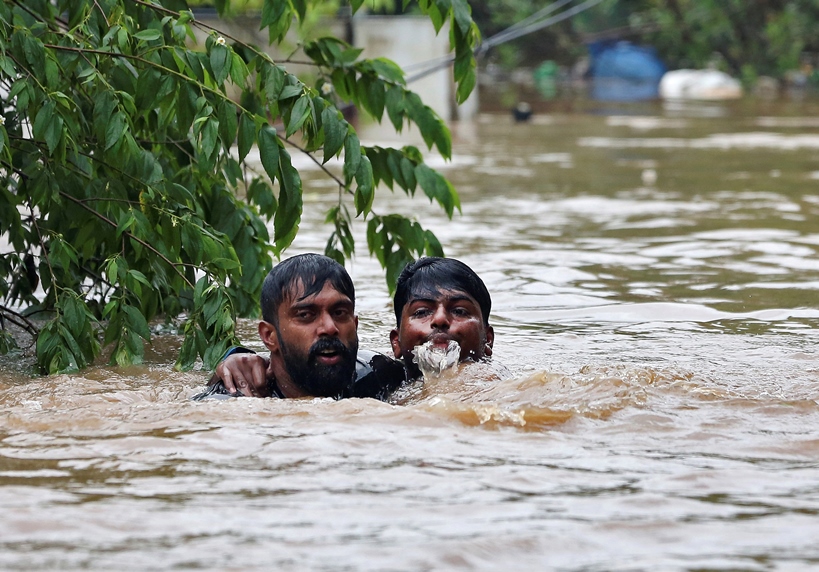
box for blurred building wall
[193,11,476,122]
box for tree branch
[282,137,349,192]
[57,191,195,290]
[0,304,40,337]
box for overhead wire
[475,0,577,54]
[478,0,610,53]
[405,0,611,84]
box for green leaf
[385,85,405,131]
[0,55,15,77]
[210,257,241,270]
[279,85,302,100]
[175,331,198,371]
[217,100,238,150]
[456,63,476,105]
[0,330,17,356]
[367,216,384,262]
[32,101,64,156]
[321,107,346,164]
[61,294,86,334]
[23,35,45,75]
[404,92,441,153]
[367,78,387,121]
[210,43,231,85]
[116,209,136,239]
[44,111,64,156]
[261,0,291,39]
[128,269,153,290]
[291,0,307,22]
[273,150,302,252]
[122,304,152,341]
[247,178,277,219]
[451,0,473,34]
[44,56,59,90]
[135,68,161,110]
[425,1,445,32]
[343,131,361,183]
[263,63,286,102]
[204,337,231,370]
[258,125,280,184]
[286,95,310,137]
[106,258,119,284]
[230,52,249,86]
[57,324,84,372]
[370,58,406,84]
[400,157,417,192]
[199,119,219,166]
[424,230,444,257]
[367,147,392,189]
[176,82,198,134]
[134,29,162,41]
[237,113,257,163]
[331,68,355,101]
[354,156,374,216]
[387,150,406,189]
[193,276,209,308]
[415,164,459,217]
[170,182,195,204]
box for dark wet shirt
[191,349,407,402]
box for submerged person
[207,256,497,399]
[192,253,403,401]
[389,256,494,381]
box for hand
[216,353,270,397]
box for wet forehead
[405,287,480,309]
[283,280,353,307]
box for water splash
[412,340,461,379]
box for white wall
[353,16,478,121]
[193,12,477,122]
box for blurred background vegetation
[189,0,819,88]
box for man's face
[390,288,494,379]
[262,281,359,397]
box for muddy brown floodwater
[3,99,819,570]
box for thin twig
[282,137,350,192]
[0,304,39,337]
[92,0,110,27]
[29,202,57,295]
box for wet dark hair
[393,257,491,326]
[261,254,355,325]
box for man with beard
[204,256,496,400]
[193,254,365,400]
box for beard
[280,336,359,398]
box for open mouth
[312,346,345,366]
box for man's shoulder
[348,350,407,401]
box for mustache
[308,337,354,361]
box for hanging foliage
[0,0,480,373]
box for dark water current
[3,100,819,570]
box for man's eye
[411,308,431,318]
[334,308,351,318]
[452,307,470,317]
[296,311,313,320]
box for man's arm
[209,348,271,397]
